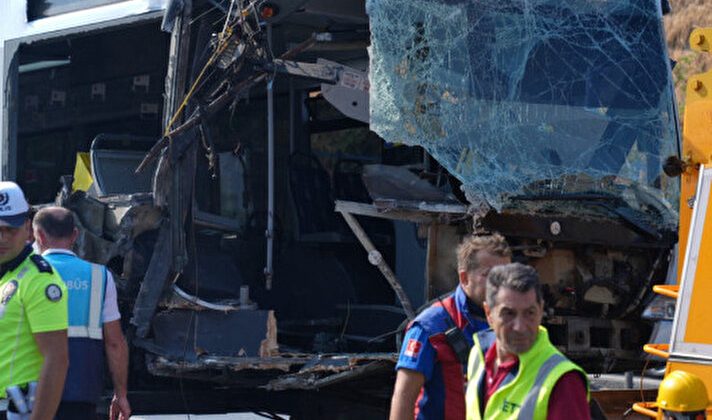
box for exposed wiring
[163,23,234,136]
[620,249,668,318]
[165,0,267,137]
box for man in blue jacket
[389,234,511,420]
[33,207,131,420]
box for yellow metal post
[675,31,712,402]
[678,28,712,281]
[636,27,712,419]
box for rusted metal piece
[261,312,279,357]
[146,355,301,378]
[267,360,393,391]
[146,352,397,389]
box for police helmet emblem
[45,284,62,302]
[1,280,18,305]
[0,192,8,206]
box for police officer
[0,182,68,420]
[32,206,131,420]
[465,263,589,420]
[390,234,511,420]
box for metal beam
[335,199,467,224]
[272,59,338,82]
[337,210,415,319]
[264,23,275,290]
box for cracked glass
[367,0,679,212]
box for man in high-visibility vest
[390,234,511,420]
[465,263,589,420]
[0,181,68,420]
[32,207,131,420]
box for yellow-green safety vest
[0,252,68,398]
[465,326,589,420]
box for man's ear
[70,227,79,245]
[458,270,468,288]
[33,226,46,246]
[484,301,492,323]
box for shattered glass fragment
[367,0,679,212]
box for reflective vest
[410,290,488,420]
[465,326,589,420]
[43,252,106,403]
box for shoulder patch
[404,338,423,358]
[30,254,53,274]
[45,284,63,302]
[1,280,18,305]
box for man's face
[460,251,510,307]
[0,220,29,264]
[485,287,543,355]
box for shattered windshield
[367,0,679,210]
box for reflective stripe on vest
[65,263,103,340]
[516,353,565,419]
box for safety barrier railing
[643,343,670,360]
[631,401,658,418]
[632,285,675,418]
[651,285,679,300]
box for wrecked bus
[1,0,679,417]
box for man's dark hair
[486,263,543,308]
[33,207,76,239]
